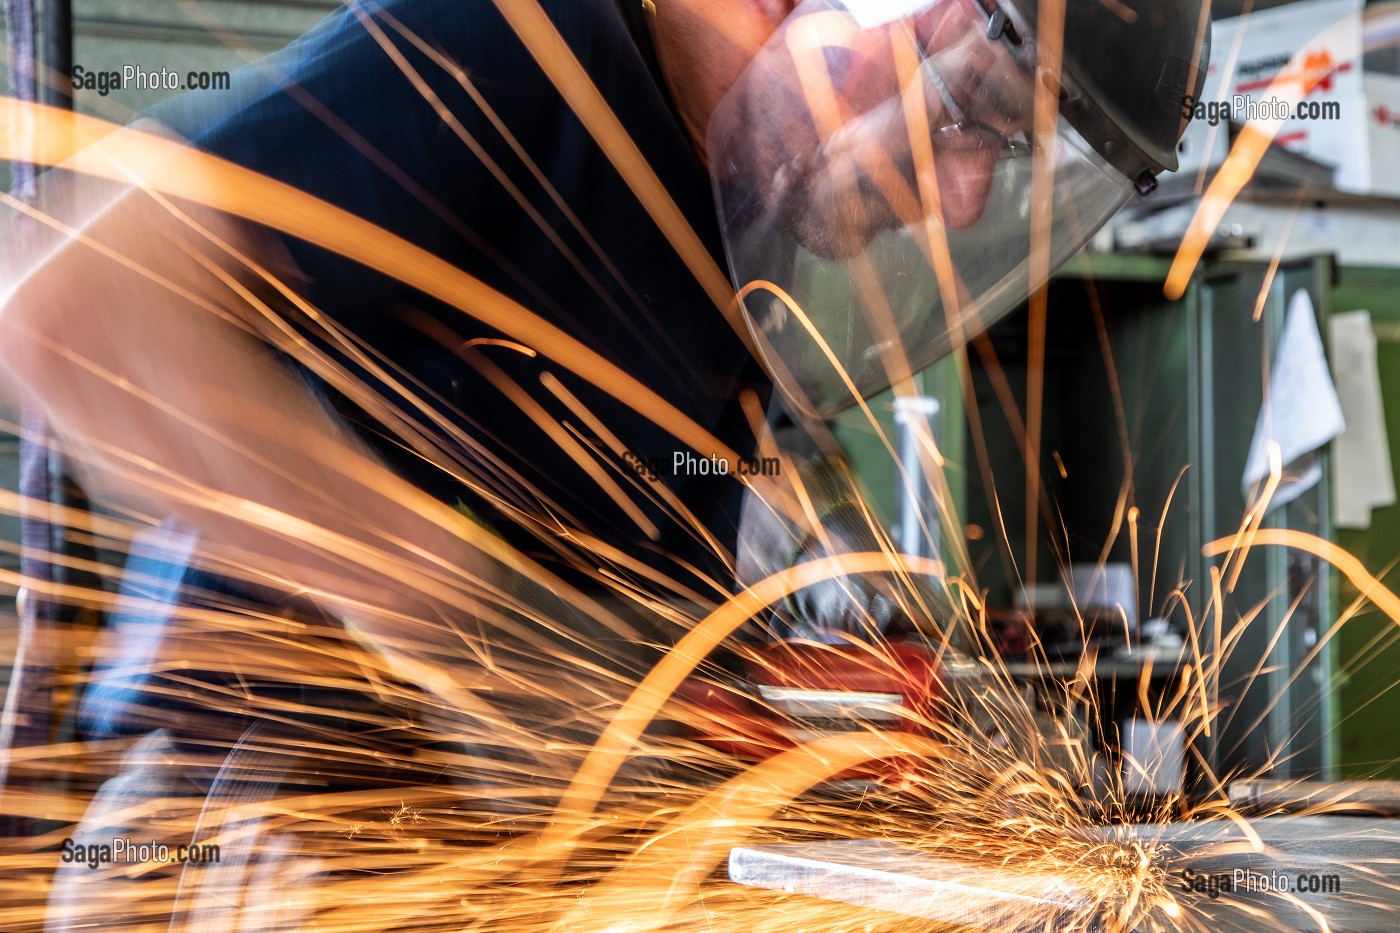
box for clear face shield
[709,0,1135,418]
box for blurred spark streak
[486,0,749,344]
[1165,581,1213,739]
[1226,442,1284,595]
[1209,565,1224,723]
[877,27,975,578]
[1189,1,1251,201]
[1205,529,1400,630]
[542,372,728,562]
[0,101,757,495]
[1166,12,1356,299]
[1114,840,1148,927]
[1128,506,1141,643]
[1096,483,1132,570]
[1025,0,1068,602]
[1083,270,1137,538]
[461,348,662,541]
[1252,189,1307,323]
[784,15,918,385]
[537,552,946,861]
[734,388,807,526]
[463,337,537,356]
[182,0,575,321]
[1149,466,1191,617]
[1281,891,1336,933]
[905,17,1008,590]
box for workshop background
[4,0,1400,796]
[813,0,1400,786]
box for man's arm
[0,160,493,682]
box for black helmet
[1002,0,1212,189]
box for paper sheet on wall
[1329,310,1395,529]
[1242,291,1346,512]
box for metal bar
[1107,815,1400,933]
[1230,779,1400,815]
[732,817,1400,933]
[728,840,1095,932]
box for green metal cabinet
[838,254,1344,782]
[1329,265,1400,779]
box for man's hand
[736,455,961,646]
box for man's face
[692,0,1145,417]
[712,0,1036,261]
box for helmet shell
[1001,0,1212,179]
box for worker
[0,0,1206,905]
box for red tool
[675,639,944,781]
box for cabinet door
[1329,266,1400,778]
[1200,258,1335,781]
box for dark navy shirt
[81,0,768,738]
[185,0,764,583]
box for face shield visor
[709,0,1135,418]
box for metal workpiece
[1228,779,1400,816]
[1110,816,1400,933]
[730,817,1400,932]
[727,839,1098,932]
